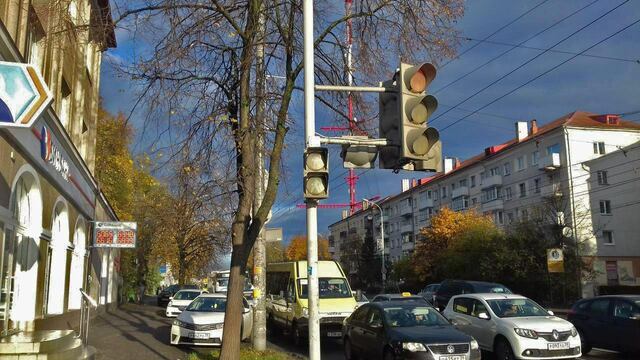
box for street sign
[0,61,53,128]
[547,248,564,273]
[93,222,137,248]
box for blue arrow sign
[0,61,53,128]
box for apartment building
[329,111,640,297]
[0,0,117,337]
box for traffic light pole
[303,1,320,359]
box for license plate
[439,356,465,360]
[547,342,570,350]
[327,331,341,337]
[187,332,209,339]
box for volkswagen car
[443,293,580,360]
[343,301,480,360]
[170,293,253,346]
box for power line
[434,0,600,94]
[440,0,551,69]
[431,0,630,125]
[440,15,640,133]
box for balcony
[482,199,504,212]
[416,217,431,229]
[481,175,503,189]
[541,183,563,198]
[419,198,434,209]
[399,204,413,217]
[539,153,561,171]
[402,241,414,251]
[451,186,469,199]
[400,223,413,234]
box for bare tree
[110,1,463,357]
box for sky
[100,0,640,246]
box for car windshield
[383,306,449,327]
[186,297,226,312]
[487,298,548,318]
[217,278,229,287]
[475,284,511,293]
[173,291,200,300]
[299,278,351,299]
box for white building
[328,111,640,297]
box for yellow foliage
[285,235,331,261]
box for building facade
[329,111,640,297]
[0,0,117,334]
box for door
[0,227,16,335]
[611,299,640,352]
[467,299,494,347]
[361,308,385,359]
[583,298,613,349]
[347,305,370,355]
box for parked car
[165,289,207,317]
[434,280,512,311]
[371,293,429,304]
[567,295,640,355]
[157,284,198,307]
[170,293,253,346]
[343,301,481,360]
[443,293,581,360]
[418,283,440,304]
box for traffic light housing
[379,62,442,172]
[303,147,329,199]
[341,137,378,168]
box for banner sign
[93,222,137,248]
[0,61,53,128]
[547,248,564,273]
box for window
[452,196,469,211]
[590,299,610,317]
[482,187,500,202]
[534,178,541,193]
[494,211,504,225]
[471,197,477,205]
[60,79,72,129]
[470,176,476,187]
[546,143,560,155]
[453,297,471,315]
[427,190,432,199]
[489,167,501,177]
[352,306,369,322]
[26,7,46,72]
[599,200,612,215]
[531,151,539,166]
[597,171,608,185]
[521,209,529,221]
[441,187,447,199]
[451,183,456,191]
[460,179,468,187]
[603,230,614,245]
[480,172,486,180]
[613,300,637,319]
[504,187,512,201]
[517,156,526,171]
[507,212,514,224]
[519,183,527,197]
[367,309,383,327]
[593,142,606,155]
[503,162,511,176]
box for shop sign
[0,61,52,128]
[547,248,564,273]
[94,222,137,248]
[40,126,70,181]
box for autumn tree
[285,235,331,261]
[111,1,463,356]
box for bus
[265,260,357,344]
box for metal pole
[304,0,320,358]
[315,84,390,92]
[365,199,385,291]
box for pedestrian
[138,280,146,304]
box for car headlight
[402,342,427,352]
[470,339,479,350]
[570,326,577,337]
[514,328,538,339]
[173,319,186,327]
[302,307,309,317]
[212,322,224,330]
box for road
[87,297,627,360]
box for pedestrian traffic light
[398,62,441,172]
[303,147,329,199]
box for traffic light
[398,62,442,172]
[341,137,378,168]
[303,147,329,199]
[378,78,401,169]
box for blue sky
[101,0,640,245]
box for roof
[199,293,228,298]
[330,111,640,227]
[176,289,205,293]
[455,293,527,301]
[370,300,437,308]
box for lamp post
[363,199,385,290]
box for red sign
[93,222,137,248]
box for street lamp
[363,198,385,291]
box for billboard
[93,222,137,248]
[0,61,53,128]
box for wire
[434,0,600,94]
[439,15,640,133]
[431,0,630,125]
[439,0,551,69]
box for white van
[266,260,357,344]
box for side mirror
[169,296,173,300]
[547,310,555,316]
[478,312,490,320]
[449,318,459,326]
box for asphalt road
[87,298,628,360]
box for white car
[443,293,581,360]
[170,293,253,346]
[165,289,206,317]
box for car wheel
[577,328,591,354]
[495,338,515,360]
[344,338,358,360]
[383,348,395,360]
